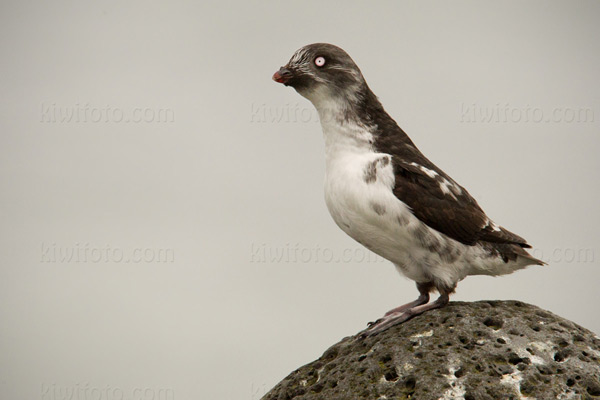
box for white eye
[314,56,326,67]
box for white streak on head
[289,47,309,65]
[286,47,327,86]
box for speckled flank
[396,214,409,226]
[363,160,377,184]
[371,202,386,216]
[261,301,600,400]
[412,224,441,253]
[363,156,391,185]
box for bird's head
[273,43,368,109]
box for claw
[366,318,382,327]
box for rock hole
[384,367,398,382]
[508,353,526,365]
[537,365,553,375]
[380,354,392,363]
[323,347,339,360]
[311,383,324,393]
[587,383,600,396]
[483,317,504,330]
[554,351,568,362]
[404,376,416,391]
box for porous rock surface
[262,301,600,400]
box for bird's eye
[314,56,326,67]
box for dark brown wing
[392,160,530,248]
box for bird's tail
[516,246,547,266]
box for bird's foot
[357,293,450,339]
[359,309,416,338]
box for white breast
[320,118,431,279]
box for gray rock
[262,301,600,400]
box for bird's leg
[359,284,452,338]
[365,281,433,327]
[383,281,433,317]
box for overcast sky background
[1,1,599,399]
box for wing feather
[391,159,529,247]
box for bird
[272,43,545,337]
